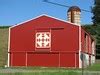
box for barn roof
[10,14,80,28]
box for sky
[0,0,94,26]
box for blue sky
[0,0,94,26]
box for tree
[92,0,100,25]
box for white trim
[10,14,80,29]
[7,53,10,67]
[75,53,76,68]
[25,52,28,67]
[35,30,36,51]
[79,26,82,68]
[92,41,95,55]
[50,29,52,52]
[7,28,11,67]
[59,52,60,67]
[11,53,13,66]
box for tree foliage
[92,0,100,25]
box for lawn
[0,71,80,75]
[0,67,80,75]
[0,66,100,75]
[86,63,100,71]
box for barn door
[35,29,51,52]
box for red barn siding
[10,16,79,53]
[81,28,93,54]
[27,53,59,67]
[81,27,95,67]
[76,53,79,68]
[81,28,85,52]
[60,53,75,67]
[51,27,79,52]
[89,36,92,54]
[10,53,26,66]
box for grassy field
[0,72,80,75]
[86,63,100,71]
[0,66,100,75]
[0,28,9,67]
[0,67,80,75]
[0,71,80,75]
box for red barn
[7,14,95,68]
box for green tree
[92,0,100,25]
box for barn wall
[84,53,89,67]
[81,28,96,67]
[10,52,26,66]
[51,26,79,52]
[10,16,79,53]
[88,36,92,54]
[81,28,94,54]
[91,55,95,64]
[81,28,89,53]
[27,53,59,67]
[60,53,75,67]
[10,52,78,67]
[9,16,80,67]
[10,27,35,52]
[92,41,95,55]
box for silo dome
[68,6,81,12]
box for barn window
[35,32,51,49]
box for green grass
[0,65,100,75]
[0,28,9,67]
[0,71,80,75]
[86,63,100,71]
[0,66,80,75]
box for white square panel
[35,32,51,48]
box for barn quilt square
[35,32,51,48]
